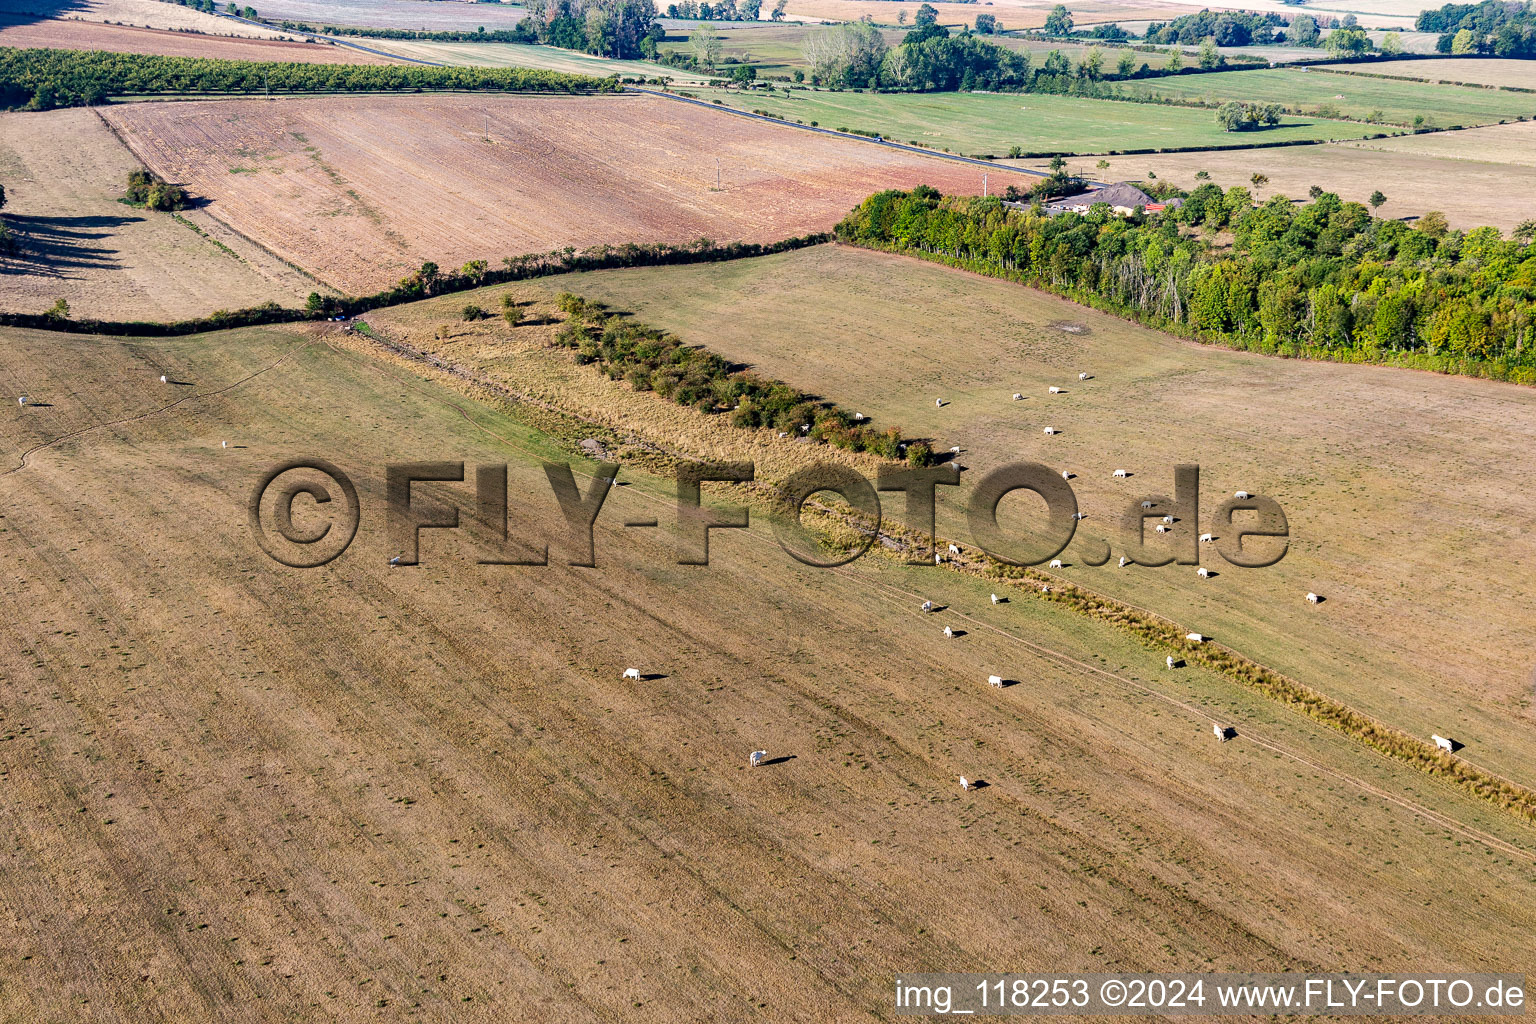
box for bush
[125,169,189,211]
[905,441,934,467]
[462,303,489,321]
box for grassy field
[368,38,717,82]
[656,21,882,75]
[525,243,1536,789]
[0,0,294,37]
[232,0,529,31]
[102,93,1008,295]
[1115,66,1536,127]
[1015,119,1536,232]
[776,0,1192,30]
[1316,57,1536,90]
[728,87,1384,154]
[3,288,1533,1016]
[0,108,314,319]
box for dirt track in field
[99,93,1007,294]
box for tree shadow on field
[3,213,139,279]
[0,1,95,29]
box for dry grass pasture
[0,15,397,62]
[240,0,529,31]
[99,93,1006,294]
[366,38,715,82]
[0,108,314,320]
[530,243,1536,787]
[1019,125,1536,232]
[778,0,1190,29]
[1,307,1534,1020]
[1317,58,1536,90]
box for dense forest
[0,48,615,109]
[1417,0,1536,54]
[837,186,1536,383]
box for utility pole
[715,156,720,192]
[983,173,988,197]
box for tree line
[1417,1,1536,55]
[0,48,617,110]
[836,186,1536,384]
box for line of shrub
[552,294,934,465]
[0,235,830,336]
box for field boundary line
[332,321,1536,852]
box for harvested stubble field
[1115,66,1536,127]
[1,302,1534,1019]
[0,15,398,62]
[367,39,715,83]
[532,243,1536,788]
[731,87,1381,155]
[0,0,293,38]
[1018,124,1536,232]
[779,0,1189,29]
[1317,57,1536,91]
[0,107,314,319]
[243,0,528,31]
[100,93,1005,295]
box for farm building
[1017,182,1184,217]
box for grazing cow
[1078,372,1089,380]
[948,543,960,555]
[1043,427,1059,435]
[1235,490,1251,499]
[1061,470,1073,479]
[853,412,865,422]
[1113,469,1128,478]
[1213,723,1229,743]
[623,668,641,680]
[222,441,228,449]
[1432,734,1456,753]
[801,424,810,433]
[1162,515,1174,524]
[988,675,1003,688]
[1049,386,1062,394]
[1197,567,1210,578]
[1166,655,1175,669]
[1140,500,1153,509]
[1155,524,1169,534]
[750,750,767,767]
[1071,512,1087,520]
[388,555,402,567]
[1306,592,1321,604]
[990,593,1000,604]
[934,552,943,565]
[778,431,787,438]
[1049,559,1063,568]
[959,776,975,791]
[1186,632,1204,643]
[1012,393,1023,401]
[921,600,934,613]
[1040,584,1050,593]
[943,625,954,638]
[1118,556,1128,568]
[159,375,167,384]
[1200,533,1214,543]
[935,398,944,408]
[16,396,25,407]
[949,446,961,454]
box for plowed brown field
[0,16,399,63]
[100,93,1011,294]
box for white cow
[388,554,402,567]
[222,441,228,449]
[1049,386,1062,394]
[1186,632,1204,643]
[943,625,954,638]
[935,398,944,408]
[1166,655,1175,670]
[988,675,1003,688]
[990,593,1000,605]
[1155,524,1169,534]
[1140,500,1153,509]
[1235,490,1251,499]
[921,600,934,613]
[1061,470,1073,480]
[959,776,975,791]
[1078,372,1089,380]
[1043,426,1058,435]
[1113,469,1128,478]
[948,543,961,556]
[159,374,167,383]
[949,446,961,454]
[1200,533,1214,543]
[1197,567,1210,578]
[1118,556,1128,568]
[1012,392,1023,401]
[16,396,25,407]
[1432,734,1456,753]
[623,668,641,680]
[750,750,768,767]
[1071,512,1087,520]
[1049,558,1063,568]
[1040,584,1050,593]
[934,552,943,565]
[853,412,865,421]
[1213,723,1229,743]
[1161,515,1174,524]
[1306,592,1321,604]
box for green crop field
[1114,66,1536,128]
[657,22,877,75]
[724,87,1385,155]
[368,38,717,82]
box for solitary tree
[1198,38,1220,68]
[1096,158,1110,170]
[502,293,523,326]
[1250,172,1269,191]
[1116,50,1136,76]
[1381,31,1403,54]
[1514,220,1536,244]
[1308,184,1324,199]
[1195,169,1210,180]
[1042,4,1072,36]
[690,23,723,68]
[897,8,906,24]
[1165,49,1183,72]
[1368,190,1386,211]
